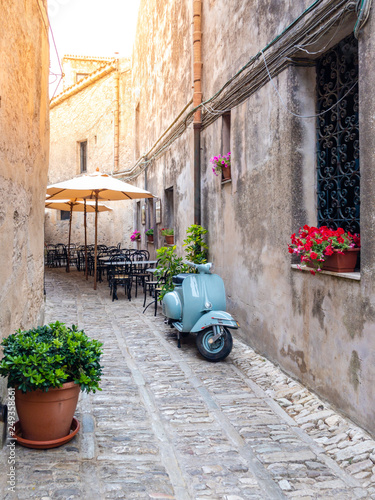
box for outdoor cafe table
[100,259,158,267]
[96,258,156,284]
[101,259,158,298]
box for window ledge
[221,178,232,185]
[291,264,360,281]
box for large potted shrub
[0,321,102,447]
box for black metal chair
[130,250,149,298]
[143,269,166,316]
[96,248,111,282]
[55,244,67,267]
[45,244,57,267]
[76,245,86,272]
[109,256,132,302]
[65,244,78,271]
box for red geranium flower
[289,224,360,274]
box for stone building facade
[122,0,375,435]
[47,0,375,434]
[0,0,50,441]
[47,56,135,247]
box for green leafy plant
[155,246,188,298]
[161,228,174,236]
[145,228,154,236]
[0,321,103,393]
[183,224,209,264]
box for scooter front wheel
[196,327,233,362]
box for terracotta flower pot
[147,234,154,243]
[222,166,231,180]
[15,381,80,441]
[322,248,360,272]
[165,235,174,244]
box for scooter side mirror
[196,263,212,274]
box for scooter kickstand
[177,332,181,349]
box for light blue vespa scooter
[162,262,239,361]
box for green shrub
[155,246,188,298]
[183,224,209,264]
[0,321,103,393]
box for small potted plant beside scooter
[0,321,103,448]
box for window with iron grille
[316,34,360,233]
[80,140,87,173]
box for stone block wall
[0,0,50,445]
[0,0,49,338]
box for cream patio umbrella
[46,169,154,289]
[45,199,113,274]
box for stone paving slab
[0,268,374,499]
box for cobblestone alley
[1,268,375,500]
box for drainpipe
[144,159,149,245]
[193,0,202,225]
[113,57,120,173]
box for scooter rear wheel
[196,327,233,362]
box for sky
[48,0,141,97]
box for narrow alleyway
[1,268,375,500]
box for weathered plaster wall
[118,60,135,173]
[199,1,375,434]
[202,68,375,432]
[202,0,317,100]
[131,0,192,155]
[128,0,195,249]
[0,0,49,441]
[0,0,49,334]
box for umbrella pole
[84,200,88,280]
[94,195,98,290]
[67,204,73,273]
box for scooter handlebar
[184,261,213,274]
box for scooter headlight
[204,301,212,310]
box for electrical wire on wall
[116,0,372,181]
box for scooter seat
[172,273,191,285]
